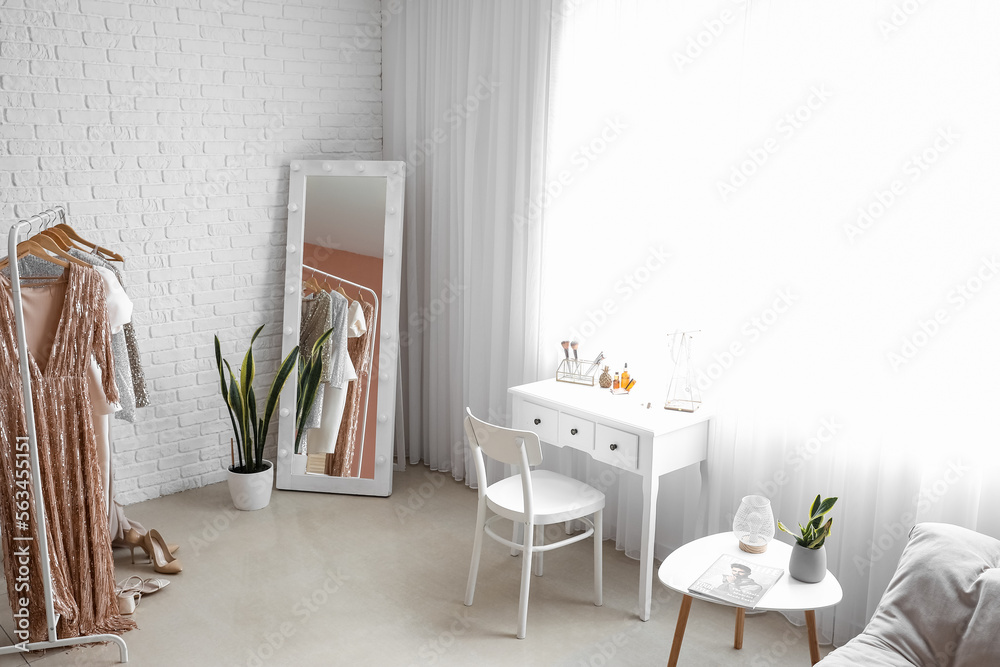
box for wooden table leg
[667,595,693,667]
[734,607,745,649]
[805,610,820,665]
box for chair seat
[486,470,605,524]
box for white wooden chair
[463,408,605,639]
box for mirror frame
[276,159,405,497]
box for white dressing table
[508,379,712,621]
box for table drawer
[593,424,639,469]
[558,412,595,450]
[513,400,558,444]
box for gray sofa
[818,522,1000,666]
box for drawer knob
[609,443,618,451]
[571,428,578,435]
[533,418,541,425]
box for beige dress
[0,263,135,641]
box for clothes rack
[302,264,378,477]
[2,208,128,662]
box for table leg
[805,610,820,665]
[667,594,693,667]
[638,471,659,621]
[734,607,745,649]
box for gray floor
[0,466,832,666]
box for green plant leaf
[806,519,833,548]
[812,497,838,518]
[215,336,241,457]
[259,345,300,462]
[809,494,821,519]
[777,521,797,537]
[295,357,324,454]
[248,385,259,470]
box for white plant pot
[227,460,274,511]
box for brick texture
[0,0,383,503]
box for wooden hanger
[0,237,84,272]
[50,223,124,262]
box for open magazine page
[688,555,784,608]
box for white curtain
[382,1,555,484]
[538,0,1000,647]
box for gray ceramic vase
[789,544,827,583]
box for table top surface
[509,379,712,436]
[657,532,843,611]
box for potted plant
[778,494,837,583]
[214,325,299,510]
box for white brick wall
[0,0,383,503]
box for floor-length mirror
[277,160,405,496]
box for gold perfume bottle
[613,372,620,390]
[621,363,629,387]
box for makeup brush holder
[556,358,600,386]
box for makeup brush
[571,341,579,360]
[561,341,570,359]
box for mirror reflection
[296,175,386,479]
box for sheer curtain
[539,0,1000,646]
[382,1,555,484]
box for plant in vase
[778,495,837,583]
[214,325,299,510]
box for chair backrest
[464,408,543,466]
[464,408,543,510]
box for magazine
[688,554,784,608]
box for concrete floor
[0,466,833,666]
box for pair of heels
[115,576,170,615]
[122,528,183,575]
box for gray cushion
[819,523,1000,667]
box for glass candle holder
[733,495,775,554]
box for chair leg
[465,501,487,606]
[533,524,544,577]
[517,521,534,639]
[511,522,522,557]
[593,509,603,606]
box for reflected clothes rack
[2,208,128,662]
[302,264,379,477]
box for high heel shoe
[122,527,179,565]
[143,529,182,575]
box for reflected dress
[0,263,135,641]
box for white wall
[0,0,383,503]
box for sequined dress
[0,264,135,641]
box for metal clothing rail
[2,209,128,662]
[302,263,379,478]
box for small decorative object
[733,495,775,554]
[613,372,620,390]
[778,494,838,583]
[599,365,613,388]
[665,330,701,412]
[214,325,300,510]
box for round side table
[657,533,842,666]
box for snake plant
[778,495,838,549]
[294,327,335,454]
[214,325,299,474]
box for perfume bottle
[613,372,620,390]
[621,363,629,387]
